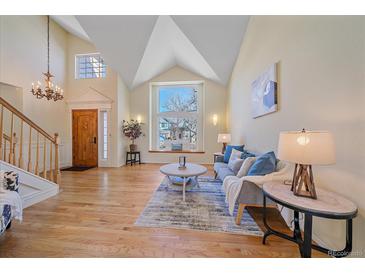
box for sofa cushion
[223,145,244,163]
[228,158,244,175]
[217,167,235,181]
[237,156,256,178]
[228,148,243,162]
[247,151,277,176]
[241,150,256,160]
[214,162,228,173]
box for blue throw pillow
[241,150,255,160]
[247,151,277,176]
[223,145,244,163]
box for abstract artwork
[251,63,278,118]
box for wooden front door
[72,109,98,167]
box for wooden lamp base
[291,164,317,199]
[221,143,227,154]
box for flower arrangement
[122,119,144,151]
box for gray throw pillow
[228,158,244,175]
[236,157,256,178]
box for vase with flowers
[122,119,144,152]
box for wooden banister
[0,97,60,184]
[0,97,55,142]
[2,132,17,164]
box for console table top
[263,181,357,219]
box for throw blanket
[222,163,292,216]
[0,190,23,222]
[223,175,272,215]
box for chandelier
[31,16,64,101]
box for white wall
[0,16,68,138]
[227,16,365,254]
[0,15,70,167]
[66,34,130,167]
[130,66,227,164]
[117,74,130,166]
[0,82,23,110]
[0,16,130,169]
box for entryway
[72,109,98,168]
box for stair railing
[0,97,60,184]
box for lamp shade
[217,133,231,143]
[278,130,335,165]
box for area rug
[135,177,263,236]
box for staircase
[0,97,59,208]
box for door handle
[93,137,97,144]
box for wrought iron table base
[262,195,353,258]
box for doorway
[72,109,98,167]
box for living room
[0,0,364,272]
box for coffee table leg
[183,177,186,202]
[195,176,200,188]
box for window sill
[149,150,205,154]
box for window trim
[101,110,108,160]
[75,52,106,80]
[149,80,205,152]
[98,109,111,166]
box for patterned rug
[135,177,263,236]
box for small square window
[75,54,106,79]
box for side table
[262,181,357,258]
[213,152,224,163]
[126,151,141,166]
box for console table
[262,181,357,258]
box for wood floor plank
[0,164,326,257]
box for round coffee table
[160,163,207,201]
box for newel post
[54,133,61,184]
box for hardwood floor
[0,164,326,257]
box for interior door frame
[67,101,112,167]
[72,109,98,167]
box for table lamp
[217,133,231,154]
[278,129,335,199]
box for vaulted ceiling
[55,15,250,90]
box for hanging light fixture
[30,15,64,101]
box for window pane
[158,117,197,150]
[101,111,108,159]
[76,54,106,79]
[159,86,197,113]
